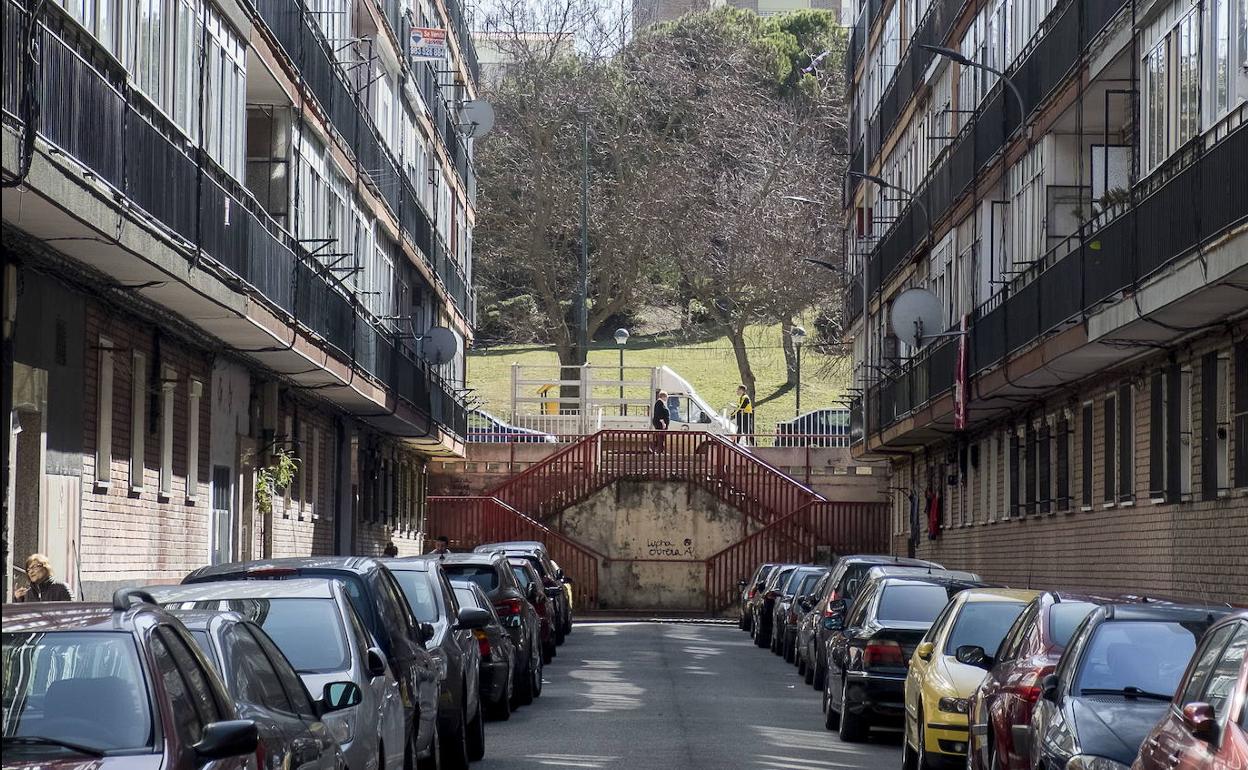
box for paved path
[476,621,902,769]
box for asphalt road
[475,621,902,770]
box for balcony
[2,0,467,441]
[856,113,1248,443]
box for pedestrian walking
[383,541,399,557]
[12,553,73,602]
[731,385,754,445]
[651,390,670,453]
[428,535,451,557]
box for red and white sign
[408,26,447,63]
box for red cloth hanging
[926,489,943,540]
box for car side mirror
[822,616,843,631]
[456,607,492,631]
[419,622,436,643]
[738,580,747,589]
[1040,673,1059,703]
[955,644,991,669]
[1181,702,1218,742]
[556,569,566,580]
[526,583,539,603]
[365,646,388,678]
[194,720,258,760]
[916,642,934,661]
[321,681,363,713]
[544,586,563,599]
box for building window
[96,339,115,486]
[1008,427,1021,518]
[1056,412,1071,511]
[131,351,146,491]
[1103,394,1117,504]
[1150,371,1168,501]
[1081,402,1094,508]
[1142,7,1202,171]
[187,379,202,501]
[310,428,321,520]
[1202,352,1231,500]
[1118,383,1134,503]
[1025,422,1038,515]
[160,367,176,498]
[1235,341,1248,488]
[283,415,294,518]
[1179,366,1194,498]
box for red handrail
[427,496,603,610]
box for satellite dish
[421,326,459,365]
[889,288,943,349]
[458,99,495,138]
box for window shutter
[1009,432,1020,517]
[1235,341,1248,488]
[1118,383,1133,501]
[1150,373,1165,499]
[1104,397,1116,502]
[1056,418,1069,509]
[1039,424,1051,513]
[1082,404,1094,506]
[1025,424,1037,515]
[1202,352,1218,500]
[1167,365,1182,502]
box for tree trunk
[727,325,757,402]
[781,317,798,386]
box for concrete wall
[557,481,762,612]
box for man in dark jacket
[13,553,73,602]
[651,390,670,453]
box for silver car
[150,579,407,770]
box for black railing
[865,116,1248,438]
[2,0,468,437]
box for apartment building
[844,0,1248,601]
[1,0,479,598]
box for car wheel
[532,652,544,698]
[542,638,555,664]
[784,636,796,663]
[903,725,919,770]
[489,671,513,720]
[813,660,825,691]
[415,723,439,770]
[916,718,932,770]
[440,703,470,770]
[514,653,535,707]
[797,651,807,676]
[803,658,815,685]
[754,622,768,648]
[838,677,869,742]
[555,623,566,646]
[823,678,840,730]
[466,697,485,762]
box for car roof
[165,608,247,630]
[2,600,171,633]
[955,587,1041,603]
[185,557,380,580]
[1097,601,1232,622]
[150,577,339,601]
[382,557,434,572]
[876,576,988,591]
[866,565,981,581]
[838,554,944,568]
[436,552,509,566]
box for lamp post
[919,44,1029,139]
[614,327,629,416]
[791,325,806,417]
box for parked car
[450,581,517,721]
[773,566,829,662]
[182,558,439,769]
[509,558,557,664]
[1030,603,1228,770]
[902,587,1039,765]
[467,409,557,443]
[385,558,493,768]
[438,552,544,706]
[774,407,852,447]
[150,578,407,770]
[967,592,1110,770]
[475,542,571,640]
[167,608,353,770]
[739,563,779,631]
[1133,610,1248,770]
[804,555,945,691]
[823,574,989,740]
[797,569,836,677]
[752,564,800,648]
[549,559,575,630]
[2,590,259,770]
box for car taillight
[748,588,757,599]
[255,739,267,770]
[473,628,491,658]
[495,598,524,616]
[534,597,548,616]
[822,591,840,617]
[864,640,905,668]
[1008,667,1052,703]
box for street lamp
[919,44,1029,139]
[791,325,807,417]
[614,328,629,416]
[848,171,931,247]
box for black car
[474,542,571,641]
[450,581,517,721]
[509,558,558,664]
[169,609,354,770]
[805,554,944,690]
[824,575,987,737]
[772,566,829,662]
[182,557,439,768]
[1030,602,1228,770]
[739,563,779,631]
[438,552,544,706]
[751,564,800,648]
[385,558,493,769]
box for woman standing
[12,553,73,602]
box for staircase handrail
[428,495,609,561]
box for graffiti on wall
[646,537,695,558]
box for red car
[968,592,1109,770]
[1134,610,1248,770]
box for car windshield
[390,571,441,622]
[879,584,953,623]
[453,587,482,609]
[794,573,823,597]
[1074,620,1201,696]
[2,631,153,753]
[187,629,213,658]
[944,601,1027,656]
[1048,602,1098,649]
[187,598,349,673]
[511,566,534,587]
[443,564,500,592]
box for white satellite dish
[889,288,944,349]
[458,99,495,138]
[421,326,459,365]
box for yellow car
[904,587,1039,770]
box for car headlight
[325,709,355,745]
[429,650,448,682]
[1065,756,1129,770]
[938,696,971,714]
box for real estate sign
[409,26,447,63]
